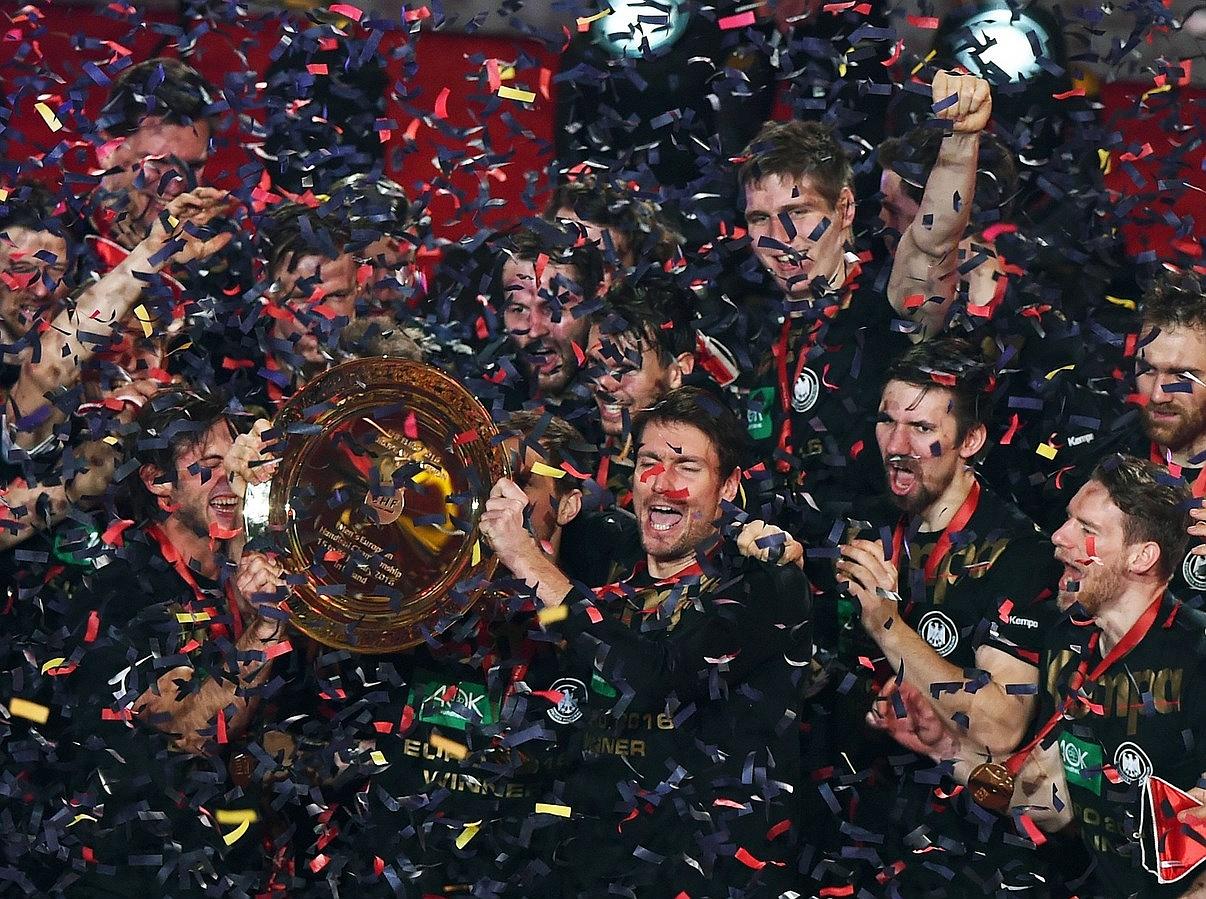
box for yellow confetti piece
[134,305,154,339]
[35,102,62,132]
[455,820,482,849]
[176,611,212,624]
[498,85,536,103]
[428,733,468,760]
[1104,294,1136,311]
[910,49,936,77]
[9,697,50,724]
[67,814,98,827]
[535,802,571,818]
[0,188,8,202]
[369,750,387,766]
[1140,83,1171,104]
[103,436,122,447]
[41,657,67,674]
[536,604,569,626]
[215,809,259,825]
[1044,364,1075,380]
[498,65,516,81]
[1036,443,1058,461]
[576,9,609,28]
[530,461,566,479]
[1097,148,1112,175]
[222,819,251,845]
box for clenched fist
[931,71,992,134]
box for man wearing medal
[942,455,1206,897]
[736,70,992,525]
[808,338,1060,893]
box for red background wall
[0,3,1200,261]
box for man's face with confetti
[878,170,918,255]
[143,419,240,541]
[586,323,688,440]
[744,174,854,300]
[876,380,981,515]
[633,420,739,571]
[501,258,591,398]
[269,252,360,372]
[1136,322,1206,456]
[554,206,633,271]
[1052,480,1128,615]
[359,233,419,306]
[98,116,212,245]
[0,226,70,339]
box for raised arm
[6,188,232,449]
[887,72,991,341]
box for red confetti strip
[734,847,768,869]
[453,429,481,446]
[906,14,940,26]
[100,518,134,547]
[216,709,228,744]
[328,3,363,21]
[1017,813,1047,845]
[999,413,1020,446]
[718,10,756,28]
[639,463,665,483]
[766,819,791,840]
[84,611,100,644]
[434,87,451,119]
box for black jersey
[805,482,1059,893]
[1038,597,1206,897]
[739,258,910,523]
[550,554,812,896]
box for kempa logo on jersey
[792,368,820,413]
[1004,614,1039,629]
[546,677,587,724]
[917,610,958,657]
[1114,742,1153,784]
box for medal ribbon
[147,524,244,639]
[1000,594,1164,777]
[890,479,982,584]
[1150,442,1206,498]
[772,259,862,473]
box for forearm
[9,240,165,444]
[874,623,1027,753]
[913,133,980,258]
[887,132,980,333]
[506,550,575,607]
[138,619,284,755]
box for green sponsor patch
[746,386,775,441]
[409,675,495,731]
[590,671,617,699]
[1059,732,1103,794]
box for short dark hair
[884,338,996,441]
[737,120,853,209]
[504,409,595,496]
[0,181,67,235]
[1091,454,1191,581]
[121,389,234,523]
[632,386,745,479]
[545,175,683,265]
[878,128,1019,224]
[324,173,412,249]
[1141,269,1206,332]
[498,222,604,305]
[259,201,353,277]
[595,276,697,363]
[97,57,217,137]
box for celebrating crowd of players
[2,45,1206,899]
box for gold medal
[968,762,1015,815]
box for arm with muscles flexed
[6,188,234,449]
[888,71,991,341]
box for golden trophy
[243,358,510,653]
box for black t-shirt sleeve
[552,561,811,714]
[974,533,1061,665]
